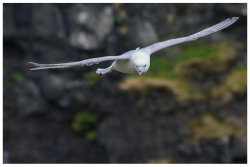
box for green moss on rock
[71,111,97,132]
[210,65,247,102]
[175,43,237,78]
[147,42,237,80]
[10,71,23,82]
[83,72,100,86]
[187,113,245,140]
[86,131,98,142]
[224,66,247,93]
[120,42,239,102]
[119,77,204,101]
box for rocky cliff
[3,3,247,163]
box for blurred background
[3,3,247,163]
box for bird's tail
[29,62,70,70]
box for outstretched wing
[29,54,130,70]
[141,17,239,55]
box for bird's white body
[113,59,137,74]
[29,17,239,76]
[109,50,150,74]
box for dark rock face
[3,3,247,163]
[15,79,46,116]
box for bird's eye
[144,65,146,67]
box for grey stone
[3,150,9,163]
[177,141,202,156]
[77,5,114,42]
[134,88,179,115]
[99,115,179,163]
[4,4,65,38]
[202,143,218,159]
[68,4,114,50]
[39,73,67,101]
[218,137,232,163]
[58,95,71,108]
[95,6,114,40]
[69,31,99,50]
[31,4,65,38]
[129,19,158,47]
[232,136,247,158]
[3,4,16,38]
[15,79,45,115]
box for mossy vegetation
[3,71,23,88]
[224,65,247,93]
[175,43,237,79]
[83,72,100,86]
[71,111,97,132]
[10,71,23,82]
[71,111,98,142]
[86,131,98,142]
[113,3,128,35]
[115,13,125,26]
[119,42,242,102]
[210,64,247,102]
[146,42,237,79]
[187,113,245,140]
[119,77,203,101]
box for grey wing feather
[29,54,130,70]
[142,17,239,55]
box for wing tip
[29,62,41,70]
[230,17,239,21]
[29,62,39,67]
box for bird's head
[134,58,149,75]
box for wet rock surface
[3,3,247,163]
